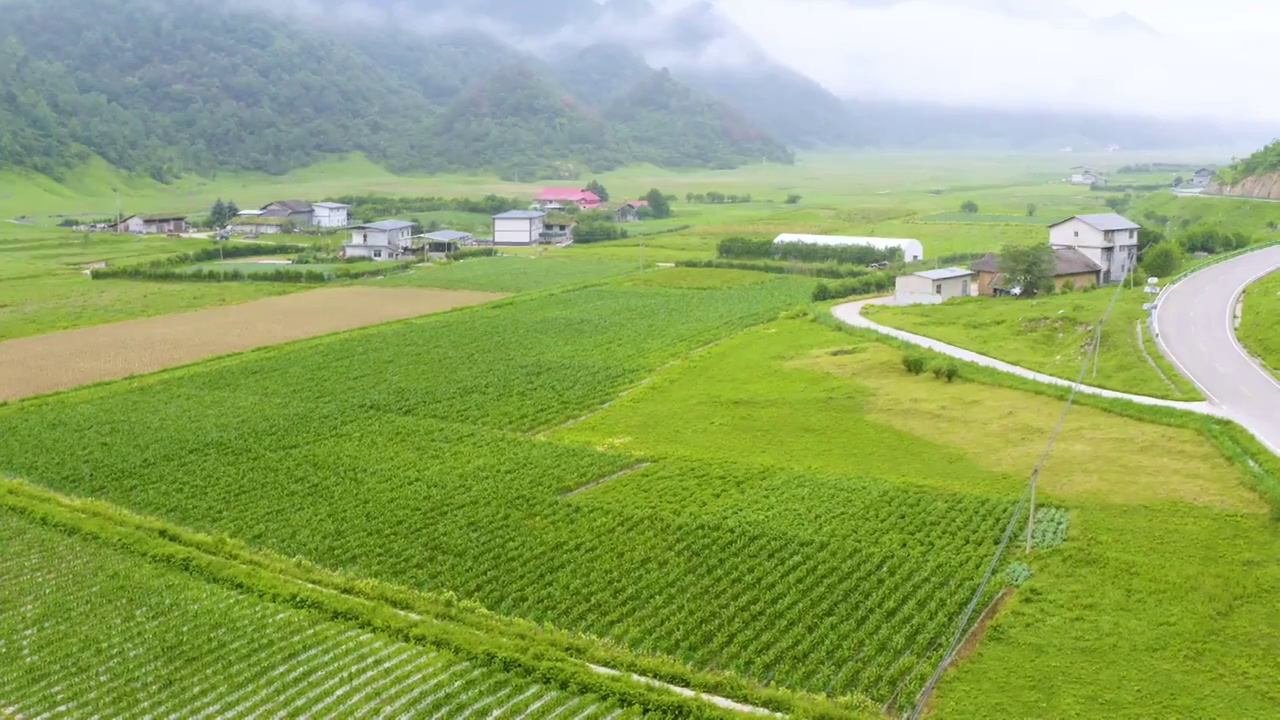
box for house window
[1129,230,1135,239]
[374,250,382,258]
[935,283,943,295]
[1074,231,1079,237]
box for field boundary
[565,463,652,496]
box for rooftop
[312,202,350,209]
[423,229,473,242]
[266,200,314,213]
[535,188,601,203]
[356,220,415,231]
[914,267,975,281]
[972,247,1103,277]
[1052,213,1141,232]
[494,210,547,220]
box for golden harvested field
[0,287,504,402]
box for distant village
[86,187,656,262]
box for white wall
[494,217,543,245]
[1050,218,1107,249]
[313,207,349,228]
[894,273,974,305]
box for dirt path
[0,287,503,402]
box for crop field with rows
[0,511,638,720]
[0,276,1017,704]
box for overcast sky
[696,0,1280,121]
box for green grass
[380,255,642,293]
[0,509,641,719]
[865,289,1202,400]
[1131,191,1280,238]
[920,213,1048,224]
[0,229,308,340]
[1239,269,1280,373]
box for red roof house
[533,188,602,209]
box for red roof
[535,188,602,204]
[625,200,649,207]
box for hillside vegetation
[1217,140,1280,186]
[0,0,791,181]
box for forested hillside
[1217,140,1280,185]
[0,0,792,181]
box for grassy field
[1239,269,1280,373]
[0,228,311,341]
[865,289,1202,400]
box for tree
[998,243,1055,297]
[210,198,228,227]
[1105,195,1132,213]
[786,194,802,204]
[686,192,695,204]
[1143,243,1181,278]
[1025,203,1037,217]
[584,180,610,202]
[1137,227,1165,253]
[643,188,672,219]
[226,200,240,219]
[960,200,979,214]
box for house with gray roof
[492,210,547,246]
[343,219,416,261]
[894,267,977,305]
[972,248,1103,296]
[1048,213,1140,284]
[261,200,315,227]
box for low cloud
[714,0,1280,122]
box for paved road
[1154,246,1280,453]
[832,299,1224,416]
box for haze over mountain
[0,0,1272,183]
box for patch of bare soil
[0,287,504,402]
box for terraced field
[0,511,636,720]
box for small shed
[894,267,977,305]
[422,229,473,255]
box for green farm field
[0,509,651,720]
[1239,269,1280,373]
[864,289,1202,400]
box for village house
[1190,168,1215,189]
[774,233,925,262]
[971,248,1103,296]
[492,210,547,246]
[228,214,290,236]
[1048,213,1139,284]
[614,200,649,223]
[343,219,415,261]
[114,214,187,234]
[532,188,601,211]
[1069,167,1106,186]
[311,202,351,228]
[894,267,977,305]
[260,200,315,227]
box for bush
[902,353,928,375]
[1061,278,1076,293]
[943,361,959,383]
[960,200,979,214]
[718,236,901,266]
[1142,243,1181,278]
[785,194,802,204]
[811,273,895,302]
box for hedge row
[718,236,901,266]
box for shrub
[960,200,979,214]
[1039,278,1057,296]
[902,353,928,375]
[942,361,959,383]
[1061,278,1076,293]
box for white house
[311,202,350,228]
[114,214,187,234]
[1069,167,1106,186]
[1048,213,1140,284]
[1190,168,1215,189]
[773,233,924,262]
[894,268,977,305]
[343,220,415,261]
[492,210,546,246]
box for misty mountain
[0,0,793,180]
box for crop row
[0,511,638,719]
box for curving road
[1154,246,1280,454]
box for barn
[773,234,925,262]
